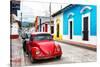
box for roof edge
[52,4,74,17]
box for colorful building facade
[52,4,97,45]
[36,16,54,34]
[10,0,20,39]
[53,13,63,40]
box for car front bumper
[33,52,62,60]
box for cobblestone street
[24,41,96,66]
[11,39,96,67]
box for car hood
[34,40,55,55]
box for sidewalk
[56,40,96,51]
[10,38,25,67]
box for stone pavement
[24,41,96,66]
[10,38,24,67]
[10,38,96,66]
[56,40,96,51]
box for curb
[56,40,96,51]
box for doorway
[45,24,48,32]
[51,26,54,34]
[82,16,89,41]
[57,24,59,37]
[69,21,72,39]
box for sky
[17,0,68,22]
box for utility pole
[49,2,51,34]
[20,12,23,36]
[21,12,22,30]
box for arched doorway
[67,12,74,39]
[68,18,73,39]
[81,6,92,41]
[82,13,90,41]
[57,23,59,37]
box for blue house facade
[52,4,97,45]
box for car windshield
[32,34,53,41]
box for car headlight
[35,50,40,55]
[55,41,58,44]
[54,41,61,52]
[56,46,61,51]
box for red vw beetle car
[24,32,62,63]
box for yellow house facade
[53,13,63,40]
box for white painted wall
[41,23,51,33]
[63,35,97,45]
[54,17,56,35]
[11,23,19,35]
[48,24,51,33]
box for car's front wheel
[29,53,36,63]
[56,55,61,59]
[23,40,26,52]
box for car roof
[31,32,51,35]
